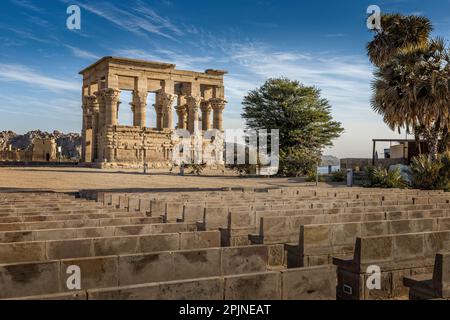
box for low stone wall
[340,158,407,171]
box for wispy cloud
[326,33,346,38]
[62,0,184,41]
[113,48,214,70]
[0,25,55,45]
[216,43,373,115]
[64,45,100,60]
[10,0,45,13]
[0,64,79,92]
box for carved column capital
[210,98,226,131]
[93,91,104,102]
[210,98,227,111]
[200,101,212,113]
[160,92,176,110]
[102,88,120,104]
[86,95,98,105]
[85,95,99,114]
[176,104,188,115]
[132,90,148,106]
[187,95,203,109]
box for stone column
[210,98,227,130]
[103,88,120,126]
[187,95,202,134]
[94,91,106,162]
[161,92,176,129]
[154,92,164,130]
[176,105,188,129]
[200,101,212,131]
[116,101,121,122]
[94,91,105,130]
[131,90,148,127]
[81,96,89,162]
[86,95,99,162]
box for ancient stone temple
[79,57,227,168]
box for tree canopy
[368,13,450,158]
[242,78,344,176]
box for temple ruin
[79,57,228,168]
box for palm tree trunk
[423,125,440,161]
[440,126,450,153]
[414,127,422,155]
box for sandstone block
[221,245,268,276]
[118,252,173,285]
[46,239,94,260]
[0,261,60,299]
[138,233,180,253]
[281,266,336,300]
[60,256,118,291]
[224,272,281,300]
[179,231,220,250]
[173,248,221,280]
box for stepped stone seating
[0,231,220,263]
[250,207,449,245]
[404,252,450,300]
[0,222,196,243]
[333,230,450,300]
[0,245,273,299]
[0,217,162,232]
[287,217,450,268]
[2,188,450,300]
[9,265,336,301]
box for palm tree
[367,14,433,67]
[371,38,450,159]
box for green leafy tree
[242,78,344,176]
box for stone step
[0,245,271,299]
[0,222,195,243]
[0,216,161,232]
[0,231,221,263]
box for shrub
[306,170,325,183]
[365,166,408,189]
[185,163,206,176]
[228,164,257,177]
[280,147,320,177]
[330,170,346,182]
[410,153,450,190]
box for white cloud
[64,0,183,41]
[65,45,100,60]
[0,64,79,92]
[113,48,214,70]
[10,0,44,13]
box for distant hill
[0,130,82,159]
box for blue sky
[1,0,450,158]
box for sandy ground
[0,167,338,193]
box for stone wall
[0,149,31,162]
[32,139,57,162]
[340,158,407,171]
[96,126,172,168]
